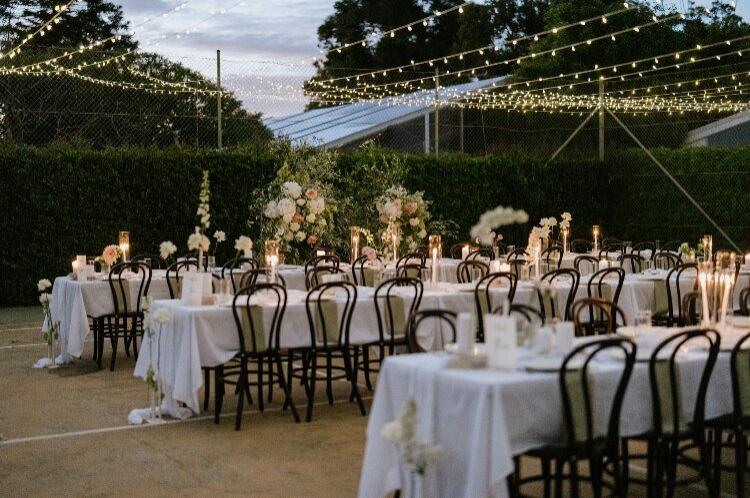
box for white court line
[0,342,48,350]
[0,326,41,333]
[1,396,373,447]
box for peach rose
[305,188,317,199]
[405,202,418,215]
[307,235,318,245]
[292,213,304,224]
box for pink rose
[306,188,317,199]
[292,213,304,224]
[406,202,418,215]
[307,235,318,245]
[362,246,377,262]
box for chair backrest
[222,257,259,293]
[680,291,702,326]
[239,269,287,290]
[457,260,489,283]
[406,309,457,353]
[499,303,545,325]
[661,241,681,252]
[474,272,517,341]
[740,287,750,316]
[570,239,592,254]
[108,261,152,316]
[304,255,340,276]
[467,248,495,261]
[602,238,622,249]
[305,281,357,349]
[648,329,720,437]
[560,337,636,451]
[396,263,425,280]
[666,263,698,326]
[495,241,508,256]
[574,255,599,275]
[351,253,382,286]
[132,254,165,269]
[630,241,655,259]
[305,265,345,290]
[729,331,750,422]
[618,254,646,274]
[653,251,680,270]
[396,252,426,268]
[541,244,564,268]
[165,259,198,299]
[450,243,475,260]
[571,297,626,336]
[539,268,580,321]
[374,277,423,345]
[231,282,286,355]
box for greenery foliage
[3,143,750,305]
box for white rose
[282,213,293,223]
[153,308,172,324]
[418,229,427,238]
[306,213,316,223]
[277,198,296,218]
[37,279,52,292]
[290,222,300,232]
[159,241,177,260]
[282,181,302,199]
[295,231,306,242]
[409,217,419,227]
[283,231,294,241]
[381,421,403,442]
[213,230,226,243]
[296,198,306,206]
[234,236,253,253]
[264,201,279,219]
[318,218,327,227]
[309,197,325,215]
[39,293,51,305]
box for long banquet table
[358,327,741,498]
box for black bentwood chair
[623,329,721,498]
[298,281,365,422]
[572,298,627,337]
[618,253,646,274]
[132,253,166,269]
[537,268,580,322]
[579,268,625,334]
[514,337,637,498]
[221,257,259,293]
[351,253,383,286]
[474,272,517,341]
[574,255,600,276]
[214,282,299,430]
[406,309,457,353]
[165,259,198,299]
[466,248,495,261]
[571,239,593,254]
[456,260,489,283]
[97,261,151,371]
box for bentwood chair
[507,248,528,278]
[356,277,424,391]
[680,291,702,326]
[351,253,383,286]
[406,309,457,353]
[578,268,625,335]
[305,265,347,290]
[474,272,517,341]
[654,251,681,270]
[97,261,151,371]
[467,248,495,261]
[515,337,636,498]
[537,269,580,322]
[304,254,340,276]
[239,269,286,290]
[618,254,646,274]
[661,241,682,252]
[457,260,489,283]
[574,255,600,276]
[707,330,750,497]
[396,263,425,280]
[631,242,656,259]
[214,282,299,430]
[739,287,750,316]
[165,259,198,299]
[572,298,627,336]
[299,281,364,422]
[571,239,593,254]
[396,252,426,269]
[541,244,564,270]
[662,263,698,327]
[502,303,545,326]
[623,329,721,498]
[221,257,259,293]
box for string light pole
[217,49,222,150]
[599,79,605,161]
[434,68,440,157]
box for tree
[0,1,271,147]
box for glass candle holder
[350,226,361,264]
[428,234,443,261]
[562,227,569,253]
[264,240,280,283]
[119,231,130,262]
[702,235,713,262]
[592,225,600,253]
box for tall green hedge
[2,145,748,305]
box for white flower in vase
[159,241,177,261]
[37,279,52,292]
[470,206,529,246]
[213,230,226,243]
[234,236,253,253]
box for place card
[181,272,212,306]
[455,313,475,353]
[554,321,575,352]
[484,314,517,370]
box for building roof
[685,110,750,146]
[264,76,507,148]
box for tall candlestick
[720,273,732,327]
[562,227,569,254]
[699,271,710,326]
[119,231,130,262]
[461,245,470,260]
[534,245,541,279]
[592,225,600,253]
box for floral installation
[142,296,172,421]
[234,235,253,258]
[159,241,177,262]
[381,399,442,477]
[525,215,569,258]
[470,206,529,246]
[187,227,210,254]
[376,186,430,256]
[197,170,211,231]
[262,180,334,257]
[97,244,123,268]
[37,278,59,368]
[679,241,704,260]
[560,212,572,232]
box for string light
[0,0,79,60]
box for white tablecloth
[358,335,734,498]
[48,273,170,361]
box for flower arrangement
[234,235,253,258]
[560,212,572,231]
[159,241,177,262]
[470,206,529,246]
[100,244,123,267]
[213,230,226,255]
[263,180,334,255]
[376,186,430,255]
[679,242,704,260]
[187,227,210,253]
[37,279,59,368]
[142,296,172,422]
[381,399,442,477]
[197,170,211,231]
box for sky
[115,0,750,117]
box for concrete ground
[0,307,744,496]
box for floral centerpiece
[141,296,172,423]
[95,244,123,274]
[234,235,253,259]
[37,279,59,369]
[262,180,334,261]
[376,186,430,259]
[470,205,529,246]
[159,241,177,263]
[189,170,212,269]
